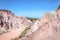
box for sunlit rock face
[0,10,32,40]
[30,11,60,40]
[0,10,14,34]
[1,9,60,40]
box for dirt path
[0,29,23,40]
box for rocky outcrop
[29,11,60,40]
[0,10,32,40]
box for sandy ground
[0,29,23,40]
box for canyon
[0,9,60,40]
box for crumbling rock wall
[0,10,33,40]
[29,12,60,40]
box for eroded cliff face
[0,10,32,40]
[30,12,60,40]
[1,9,60,40]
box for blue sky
[0,0,60,18]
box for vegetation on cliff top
[26,17,38,21]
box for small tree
[57,5,60,10]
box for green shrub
[19,27,30,38]
[26,17,38,22]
